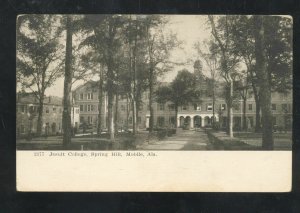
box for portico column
[177,117,180,128]
[200,116,204,127]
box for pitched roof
[17,93,63,106]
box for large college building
[73,61,292,132]
[16,93,80,137]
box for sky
[40,15,212,97]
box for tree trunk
[107,19,115,141]
[115,93,119,134]
[126,96,129,130]
[228,80,233,138]
[254,16,273,150]
[136,101,139,132]
[62,15,73,148]
[212,85,215,126]
[175,104,178,128]
[97,72,103,136]
[149,66,154,132]
[132,96,137,134]
[242,97,247,131]
[36,95,44,136]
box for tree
[144,15,179,132]
[17,15,64,136]
[253,16,274,149]
[233,70,251,131]
[121,15,149,135]
[208,15,240,137]
[230,15,292,133]
[81,15,125,141]
[79,15,107,136]
[229,15,262,132]
[156,70,200,127]
[62,15,73,148]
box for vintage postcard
[16,15,292,192]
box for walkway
[137,128,210,150]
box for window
[29,106,37,113]
[169,104,175,111]
[46,107,49,113]
[194,104,201,111]
[80,105,84,112]
[282,104,288,112]
[21,105,26,113]
[87,105,92,112]
[207,104,212,111]
[247,93,253,99]
[138,116,141,124]
[272,104,276,111]
[272,116,277,125]
[87,93,93,100]
[158,103,164,111]
[91,105,94,111]
[248,104,252,111]
[221,104,226,110]
[182,105,188,110]
[76,109,79,114]
[20,124,25,133]
[53,107,56,112]
[79,93,83,100]
[88,116,93,124]
[80,116,84,123]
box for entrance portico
[177,113,218,128]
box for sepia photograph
[16,15,292,151]
[14,14,294,192]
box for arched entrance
[204,116,211,127]
[179,116,185,127]
[184,116,191,129]
[193,116,202,128]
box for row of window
[18,105,80,114]
[79,93,95,100]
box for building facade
[16,93,79,137]
[73,61,292,132]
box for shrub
[212,122,220,131]
[157,129,167,140]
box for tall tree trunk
[149,66,154,132]
[254,16,273,150]
[107,19,115,141]
[126,95,129,130]
[212,82,215,126]
[62,15,73,148]
[175,104,178,128]
[107,70,114,141]
[36,95,44,136]
[97,70,103,136]
[228,80,233,138]
[242,97,247,131]
[115,93,119,133]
